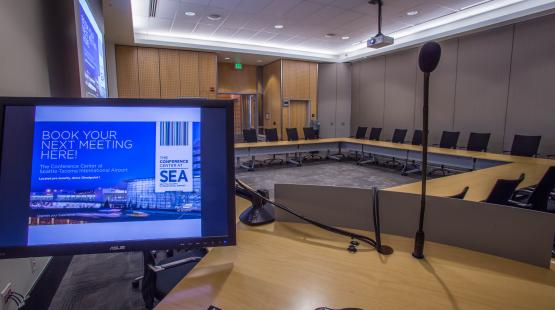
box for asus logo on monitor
[109,245,126,251]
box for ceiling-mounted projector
[367,0,394,49]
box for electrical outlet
[1,282,13,305]
[30,258,38,274]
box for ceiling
[118,0,555,62]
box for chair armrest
[507,200,532,209]
[148,256,203,273]
[457,146,467,150]
[432,143,439,146]
[502,150,510,154]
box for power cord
[236,178,380,251]
[6,291,24,308]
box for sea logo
[155,122,193,193]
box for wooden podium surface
[155,198,555,310]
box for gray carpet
[236,159,419,198]
[49,160,416,310]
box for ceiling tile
[213,27,239,38]
[194,23,219,36]
[330,0,369,10]
[209,0,242,9]
[260,0,303,17]
[235,0,274,14]
[283,1,324,20]
[233,29,258,40]
[251,31,278,42]
[170,20,197,35]
[155,0,179,19]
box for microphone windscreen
[418,41,442,73]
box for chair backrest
[485,173,525,205]
[391,129,408,144]
[467,132,491,152]
[527,166,555,211]
[303,127,317,140]
[368,127,382,141]
[286,128,299,141]
[439,131,460,149]
[264,128,279,142]
[242,128,258,143]
[355,126,368,139]
[448,186,469,200]
[510,135,541,157]
[411,129,423,145]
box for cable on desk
[236,179,381,250]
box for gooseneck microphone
[413,41,441,259]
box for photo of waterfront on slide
[28,107,201,226]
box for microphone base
[239,203,275,226]
[377,245,394,255]
[412,230,425,259]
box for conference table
[235,137,555,202]
[155,197,555,310]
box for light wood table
[235,138,555,201]
[156,197,555,310]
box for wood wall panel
[137,47,160,98]
[283,60,310,100]
[218,63,257,94]
[159,49,180,99]
[453,26,513,152]
[263,61,282,138]
[350,62,361,135]
[115,45,139,98]
[336,63,351,138]
[198,53,217,98]
[179,50,199,97]
[505,14,555,154]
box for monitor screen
[0,98,235,258]
[77,0,107,98]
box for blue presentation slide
[27,107,202,245]
[79,0,107,98]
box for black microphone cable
[236,179,383,251]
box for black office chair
[263,128,283,165]
[391,129,408,144]
[286,128,299,141]
[285,128,302,166]
[448,186,469,199]
[509,166,555,212]
[429,131,461,175]
[411,129,423,146]
[465,132,491,152]
[240,129,262,171]
[354,126,368,139]
[400,130,423,175]
[484,173,525,206]
[137,248,208,309]
[382,129,408,167]
[303,127,322,160]
[368,127,382,141]
[506,134,541,157]
[437,131,460,149]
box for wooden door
[282,100,308,140]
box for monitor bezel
[0,97,236,259]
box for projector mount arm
[369,0,384,35]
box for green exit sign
[235,63,242,70]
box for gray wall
[317,63,351,138]
[351,13,555,154]
[0,0,52,306]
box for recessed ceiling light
[256,60,263,62]
[352,41,362,46]
[341,36,350,40]
[185,11,196,16]
[324,33,336,38]
[274,24,284,29]
[406,10,419,16]
[207,14,222,21]
[224,57,231,60]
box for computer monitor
[0,97,235,259]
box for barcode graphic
[160,122,188,146]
